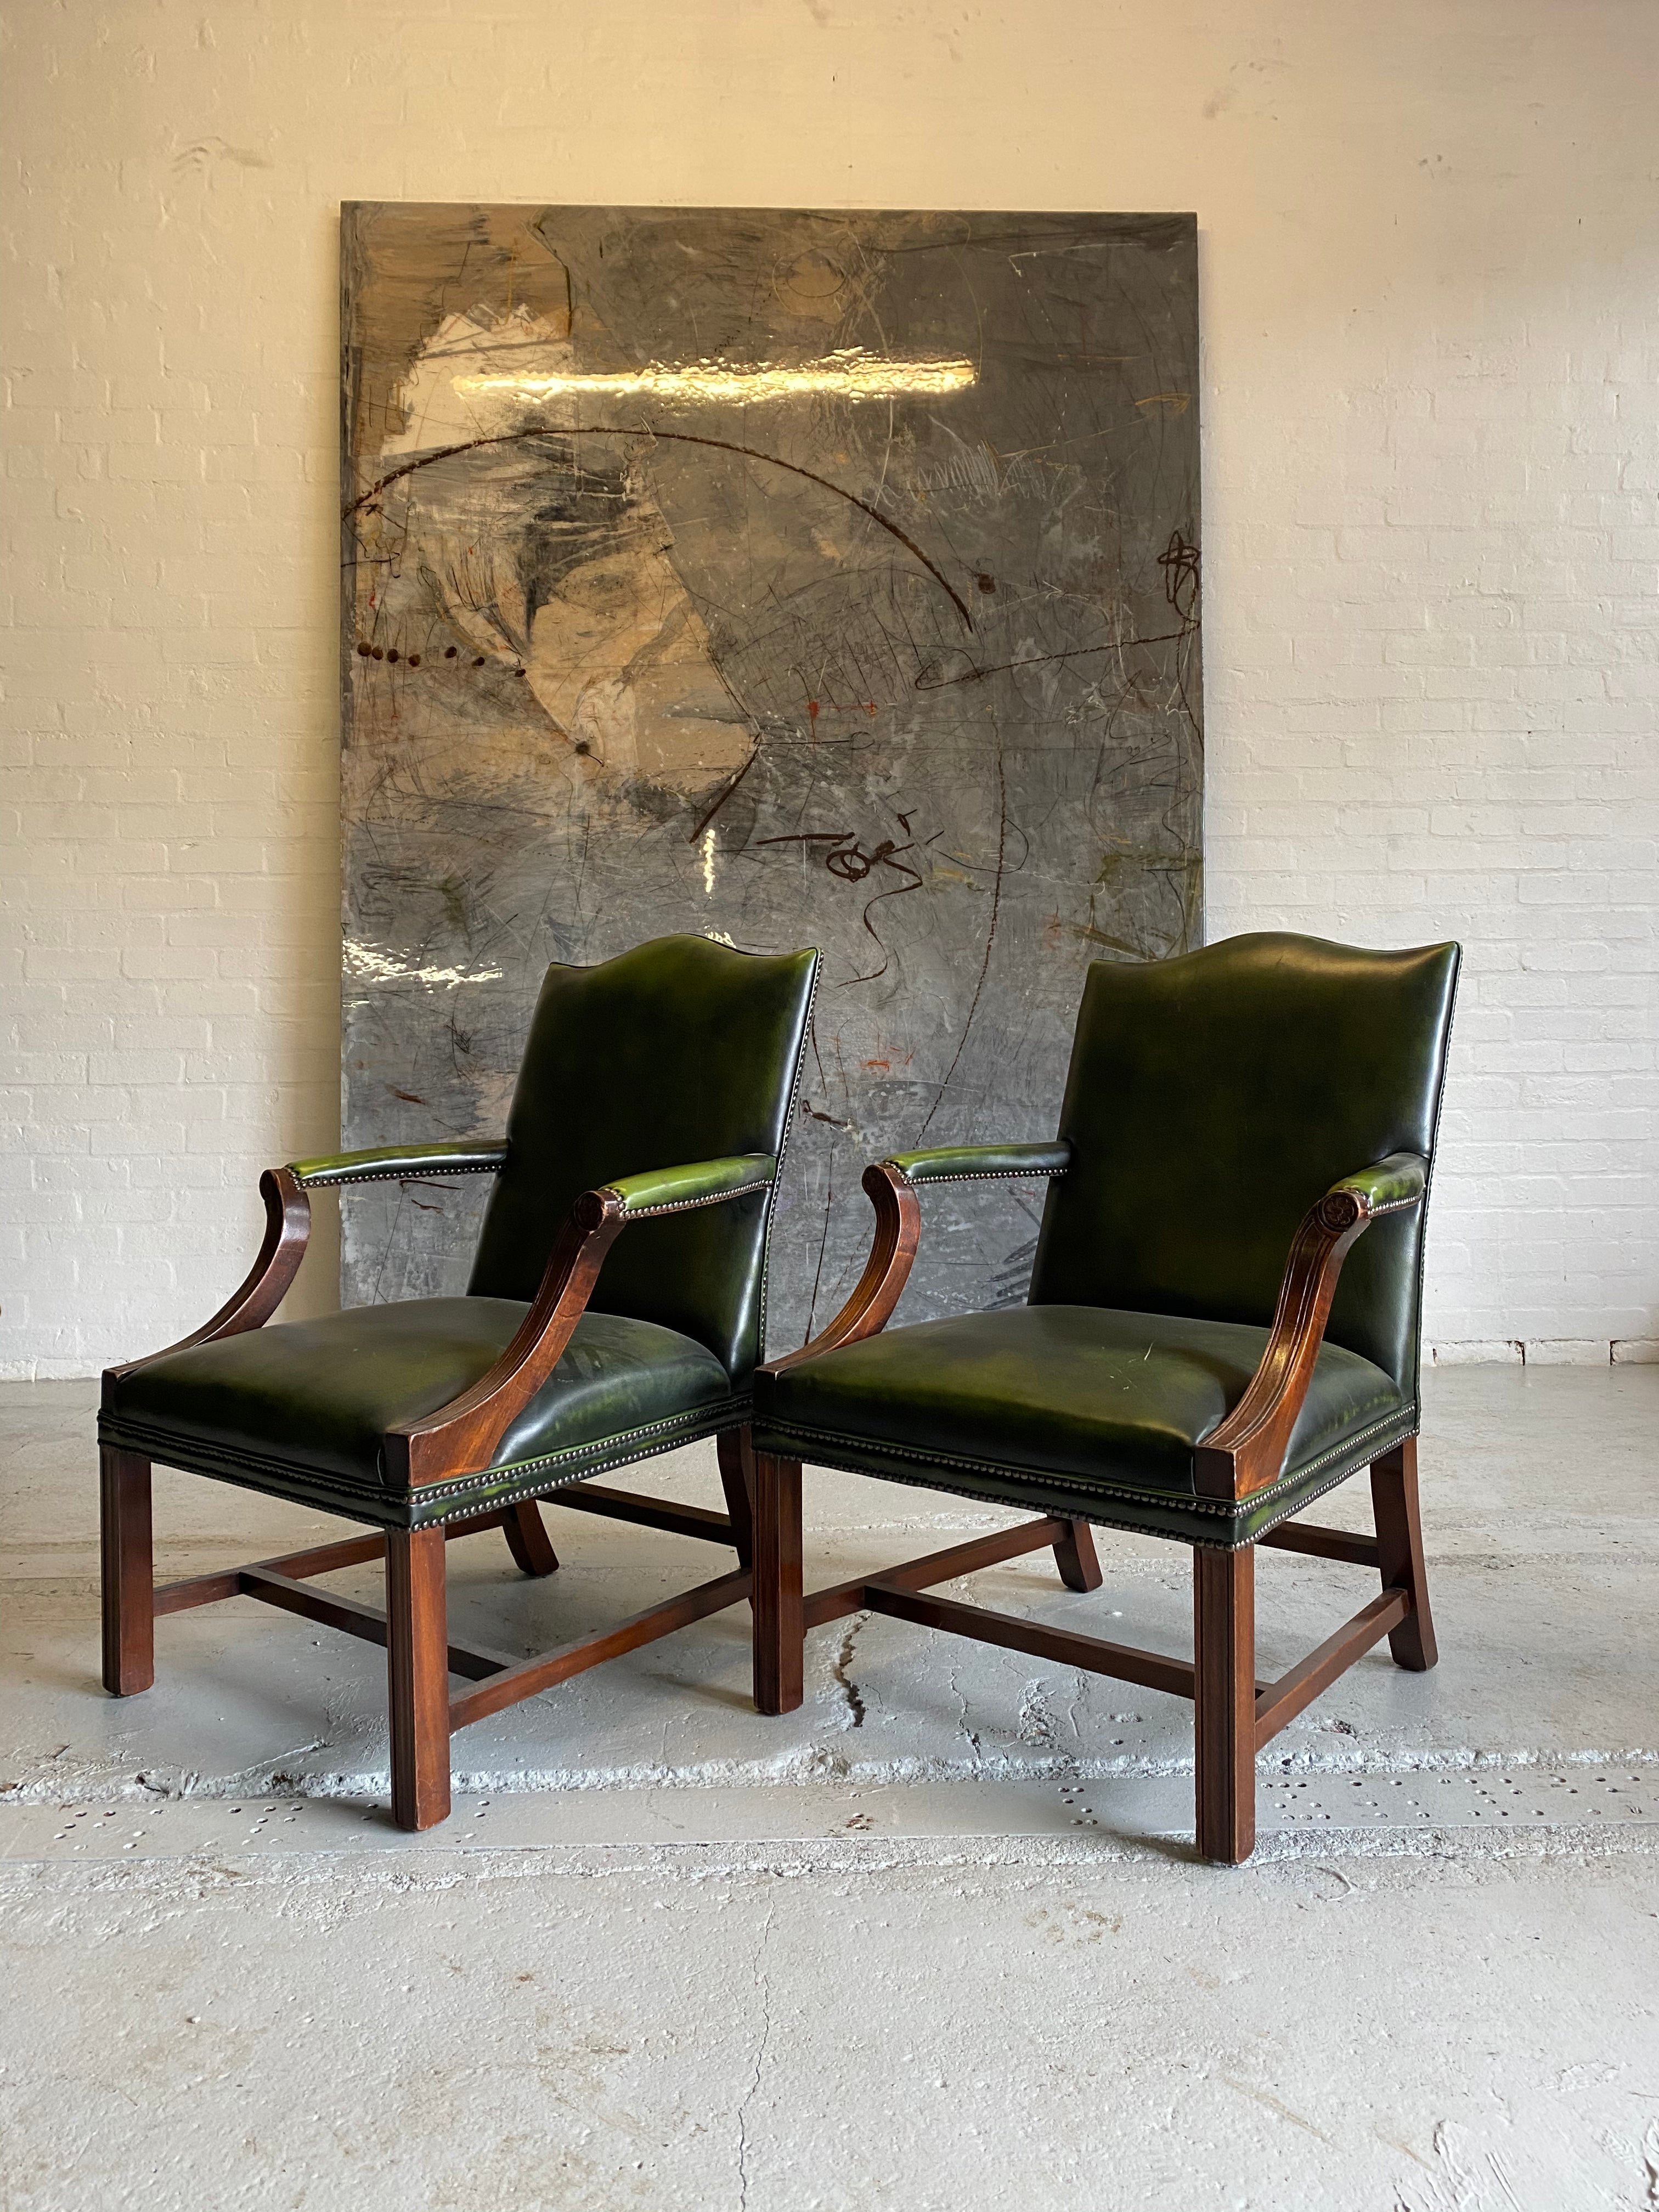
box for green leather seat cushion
[754,1306,1406,1505]
[108,1299,735,1496]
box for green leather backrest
[468,936,818,1384]
[1028,933,1460,1397]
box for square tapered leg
[752,1451,803,1716]
[1372,1438,1437,1671]
[387,1527,451,1830]
[1194,1544,1256,1865]
[501,1499,558,1577]
[716,1428,756,1570]
[100,1445,155,1696]
[1053,1517,1103,1592]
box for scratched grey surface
[339,205,1202,1345]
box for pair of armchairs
[100,930,1458,1862]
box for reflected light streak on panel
[454,352,978,405]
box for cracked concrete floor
[3,1367,1657,2208]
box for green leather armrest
[286,1140,510,1188]
[884,1140,1074,1186]
[604,1152,777,1217]
[1330,1151,1427,1217]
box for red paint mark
[864,1058,891,1073]
[808,701,819,725]
[866,702,877,715]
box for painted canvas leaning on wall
[338,204,1203,1344]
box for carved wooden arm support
[105,1167,313,1380]
[1194,1151,1429,1503]
[385,1153,778,1485]
[764,1164,921,1377]
[108,1142,518,1380]
[765,1141,1073,1376]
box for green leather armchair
[99,934,819,1830]
[746,932,1460,1864]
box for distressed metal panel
[340,204,1202,1343]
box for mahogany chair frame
[101,1161,766,1831]
[748,1163,1437,1863]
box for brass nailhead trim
[619,1180,772,1219]
[297,1163,505,1188]
[759,1404,1413,1521]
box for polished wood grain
[388,1190,628,1482]
[387,1528,451,1831]
[752,1451,803,1715]
[1252,1586,1409,1746]
[1194,1546,1256,1865]
[782,1486,1430,1863]
[105,1169,311,1383]
[1258,1519,1381,1568]
[802,1516,1073,1630]
[730,1139,1432,1862]
[232,1529,387,1580]
[99,1446,154,1695]
[866,1581,1198,1700]
[238,1566,517,1680]
[1370,1437,1437,1670]
[1053,1517,1103,1593]
[1195,1188,1375,1502]
[546,1483,740,1546]
[501,1499,558,1577]
[764,1164,922,1374]
[151,1509,522,1616]
[447,1569,752,1733]
[133,1451,759,1820]
[151,1565,246,1614]
[103,1150,799,1833]
[715,1429,755,1568]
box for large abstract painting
[340,204,1201,1341]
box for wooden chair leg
[387,1526,452,1830]
[501,1500,558,1577]
[716,1428,754,1570]
[751,1451,803,1716]
[100,1444,154,1695]
[1193,1544,1256,1865]
[1372,1437,1437,1671]
[1053,1517,1103,1592]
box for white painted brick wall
[2,1,1655,1374]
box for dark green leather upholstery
[470,936,818,1385]
[287,1139,509,1187]
[1334,1153,1427,1216]
[101,934,819,1528]
[887,1141,1073,1185]
[757,1306,1413,1545]
[1029,934,1459,1396]
[753,933,1458,1549]
[608,1153,777,1216]
[106,1300,733,1528]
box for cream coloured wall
[3,0,1656,1374]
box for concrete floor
[3,1366,1657,2209]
